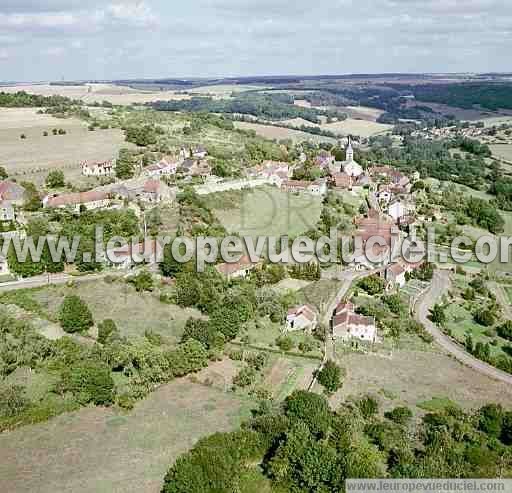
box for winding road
[414,270,512,385]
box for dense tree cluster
[163,390,512,492]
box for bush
[498,321,512,341]
[233,367,257,388]
[45,169,65,188]
[97,319,119,344]
[59,362,114,405]
[384,406,413,425]
[474,308,496,327]
[58,295,94,333]
[276,335,294,351]
[357,275,385,295]
[128,270,154,292]
[0,385,30,417]
[357,395,379,418]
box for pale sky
[1,0,511,81]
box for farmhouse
[331,172,352,190]
[81,160,116,177]
[332,301,378,343]
[286,304,318,332]
[0,181,25,206]
[181,159,211,177]
[42,191,111,212]
[388,199,407,222]
[215,255,259,280]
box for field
[281,116,392,138]
[333,348,512,412]
[340,105,386,122]
[490,144,512,162]
[205,186,323,237]
[233,120,337,143]
[0,378,253,493]
[25,278,200,343]
[0,108,130,185]
[1,83,192,105]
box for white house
[81,160,116,177]
[286,304,317,332]
[0,255,10,276]
[388,199,407,222]
[282,179,327,196]
[0,201,15,222]
[332,302,378,343]
[215,255,259,280]
[143,158,179,178]
[192,146,208,159]
[42,191,111,212]
[385,262,407,289]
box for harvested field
[341,106,386,121]
[233,121,336,144]
[0,379,253,493]
[0,108,129,185]
[281,116,392,138]
[1,83,191,105]
[332,349,512,412]
[490,144,512,162]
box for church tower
[346,136,354,162]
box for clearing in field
[24,278,200,343]
[0,378,253,493]
[205,186,323,237]
[0,108,130,185]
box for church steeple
[346,136,354,163]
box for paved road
[0,272,113,293]
[415,270,512,385]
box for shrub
[45,169,65,188]
[498,321,512,341]
[474,308,496,327]
[97,319,118,344]
[357,395,379,418]
[0,385,30,417]
[58,295,94,333]
[276,335,294,351]
[128,270,154,292]
[357,275,385,295]
[384,406,413,425]
[233,367,257,388]
[59,362,114,405]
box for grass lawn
[239,317,323,359]
[417,396,459,412]
[296,279,343,312]
[206,186,322,237]
[28,278,201,343]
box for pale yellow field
[0,108,130,185]
[281,116,392,138]
[491,144,512,162]
[342,105,386,121]
[1,83,191,105]
[233,120,336,143]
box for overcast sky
[1,0,511,81]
